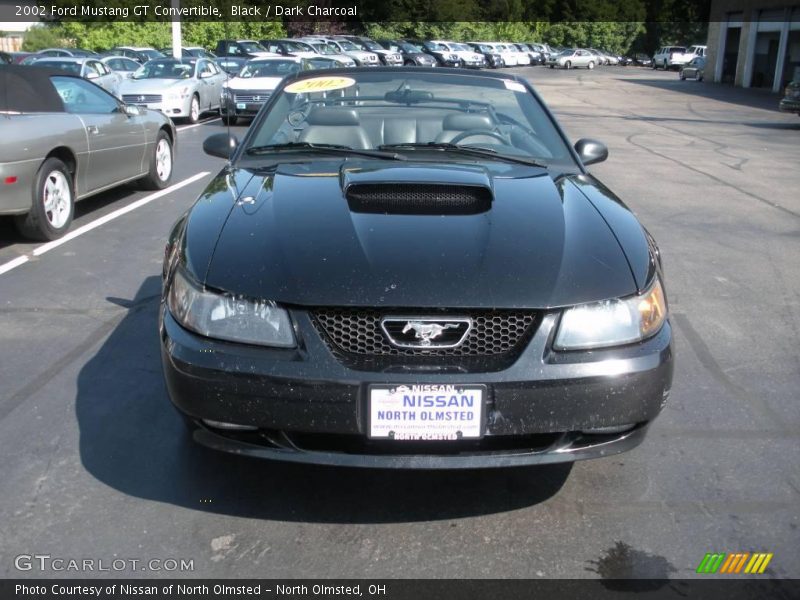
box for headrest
[306,108,360,126]
[442,113,493,131]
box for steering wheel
[449,129,510,145]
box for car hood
[226,76,282,91]
[119,78,190,94]
[197,160,640,309]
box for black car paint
[182,162,640,310]
[162,67,672,468]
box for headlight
[554,278,667,350]
[167,269,296,347]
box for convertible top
[0,64,71,113]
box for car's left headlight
[167,269,296,347]
[554,277,667,350]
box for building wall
[707,0,799,91]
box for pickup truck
[214,40,274,60]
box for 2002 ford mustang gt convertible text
[160,67,673,469]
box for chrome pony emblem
[402,321,458,345]
[380,317,472,349]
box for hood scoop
[345,183,492,215]
[342,163,494,215]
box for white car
[220,57,302,125]
[505,43,531,66]
[119,57,227,123]
[653,46,696,70]
[496,44,521,66]
[476,42,515,66]
[429,40,485,68]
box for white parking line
[0,255,30,276]
[0,172,210,276]
[176,117,221,131]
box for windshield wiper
[378,142,547,168]
[245,142,406,161]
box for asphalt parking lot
[1,65,798,580]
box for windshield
[134,60,195,79]
[239,41,266,53]
[361,40,382,51]
[238,60,300,78]
[401,43,422,53]
[309,43,332,55]
[336,40,360,51]
[34,60,81,75]
[283,41,311,52]
[243,71,576,170]
[305,58,336,69]
[140,49,164,60]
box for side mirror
[123,104,143,117]
[574,138,608,166]
[203,132,238,159]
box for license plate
[236,103,246,110]
[368,384,485,440]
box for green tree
[22,26,64,51]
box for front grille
[312,308,536,357]
[346,183,492,215]
[122,94,162,104]
[234,92,271,103]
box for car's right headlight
[554,277,667,350]
[167,269,295,347]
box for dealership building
[706,0,800,92]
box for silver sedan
[548,48,598,70]
[118,58,227,123]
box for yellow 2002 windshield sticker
[285,77,356,94]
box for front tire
[140,130,173,190]
[15,157,74,241]
[588,61,595,70]
[680,71,686,80]
[565,60,572,69]
[188,94,200,124]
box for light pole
[171,0,182,59]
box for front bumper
[161,305,673,468]
[128,98,191,118]
[220,94,268,118]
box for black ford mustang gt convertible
[160,67,673,469]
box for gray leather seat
[435,113,498,144]
[298,108,372,149]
